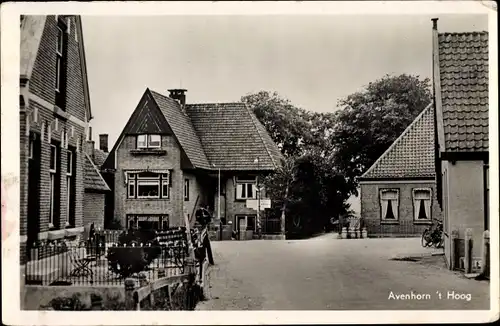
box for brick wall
[224,176,264,225]
[20,15,89,254]
[114,135,185,227]
[182,172,204,221]
[360,181,442,237]
[83,192,105,229]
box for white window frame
[55,26,64,93]
[50,144,57,173]
[162,180,170,199]
[148,134,161,148]
[137,180,161,199]
[412,188,432,221]
[49,144,57,227]
[236,176,257,200]
[66,150,73,225]
[137,135,148,148]
[127,172,169,199]
[28,138,34,159]
[137,134,161,149]
[380,189,399,221]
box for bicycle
[421,219,444,248]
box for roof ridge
[360,102,433,179]
[186,102,244,106]
[243,103,278,169]
[439,31,488,35]
[84,152,110,191]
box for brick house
[101,89,283,236]
[359,104,442,237]
[20,15,95,262]
[83,137,111,229]
[431,19,489,267]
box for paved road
[197,234,490,310]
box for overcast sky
[81,14,488,147]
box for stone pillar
[124,278,138,310]
[450,229,459,270]
[464,228,473,273]
[481,230,490,278]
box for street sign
[246,198,272,210]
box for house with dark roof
[102,88,284,237]
[19,15,95,262]
[431,19,489,268]
[359,104,442,237]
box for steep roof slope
[84,153,111,192]
[437,31,489,152]
[360,103,435,180]
[149,90,211,169]
[186,102,283,170]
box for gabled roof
[435,31,489,152]
[360,103,435,180]
[20,15,92,121]
[186,102,283,170]
[84,153,111,192]
[20,15,46,81]
[103,89,283,172]
[149,90,211,169]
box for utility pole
[255,157,261,239]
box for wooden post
[464,228,473,273]
[450,229,459,270]
[138,272,154,308]
[481,230,490,277]
[124,278,138,310]
[203,231,214,265]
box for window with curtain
[380,189,399,221]
[413,188,432,221]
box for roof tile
[438,31,489,152]
[361,104,435,179]
[185,103,283,170]
[84,153,111,192]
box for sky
[81,14,488,148]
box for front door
[235,214,256,239]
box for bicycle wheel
[421,229,431,247]
[434,235,444,249]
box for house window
[49,144,58,227]
[66,150,76,226]
[55,19,67,109]
[28,139,34,159]
[184,179,190,201]
[380,189,399,221]
[236,176,257,200]
[137,134,161,149]
[127,171,170,199]
[413,188,432,221]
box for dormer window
[137,134,161,149]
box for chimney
[168,89,187,107]
[85,140,95,160]
[431,18,438,30]
[99,134,109,153]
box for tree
[241,91,317,158]
[243,91,353,238]
[331,74,432,196]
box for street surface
[197,234,490,310]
